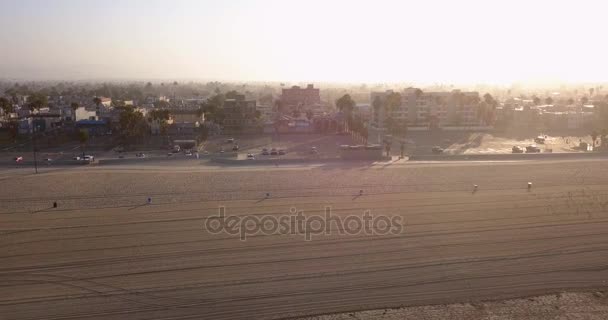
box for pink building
[281,84,321,109]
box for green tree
[336,94,356,114]
[93,97,102,109]
[118,107,149,144]
[0,97,13,114]
[483,93,496,106]
[532,96,541,106]
[28,92,48,110]
[70,102,80,111]
[545,97,553,105]
[155,100,170,108]
[149,109,171,136]
[225,90,240,99]
[581,96,589,105]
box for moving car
[14,156,23,162]
[526,145,541,153]
[431,146,444,154]
[136,152,146,158]
[246,153,255,160]
[83,155,94,161]
[512,146,524,153]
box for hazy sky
[1,0,607,84]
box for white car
[246,153,255,160]
[83,155,94,161]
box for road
[1,159,608,319]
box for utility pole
[32,126,38,174]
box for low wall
[210,157,389,166]
[0,160,90,167]
[409,152,608,161]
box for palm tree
[93,97,102,107]
[581,96,589,105]
[545,97,553,105]
[70,102,79,111]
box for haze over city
[5,1,608,320]
[1,0,608,84]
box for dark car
[526,145,541,153]
[512,146,524,153]
[431,146,444,154]
[270,148,278,155]
[278,149,286,155]
[232,145,239,151]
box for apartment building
[280,84,321,111]
[222,94,260,133]
[370,89,483,130]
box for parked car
[246,153,255,160]
[14,156,23,162]
[534,136,546,144]
[526,145,541,153]
[270,148,278,155]
[512,146,524,153]
[226,138,235,143]
[310,146,318,154]
[232,145,239,151]
[83,155,94,161]
[278,149,286,155]
[431,146,444,154]
[261,149,269,155]
[136,153,146,158]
